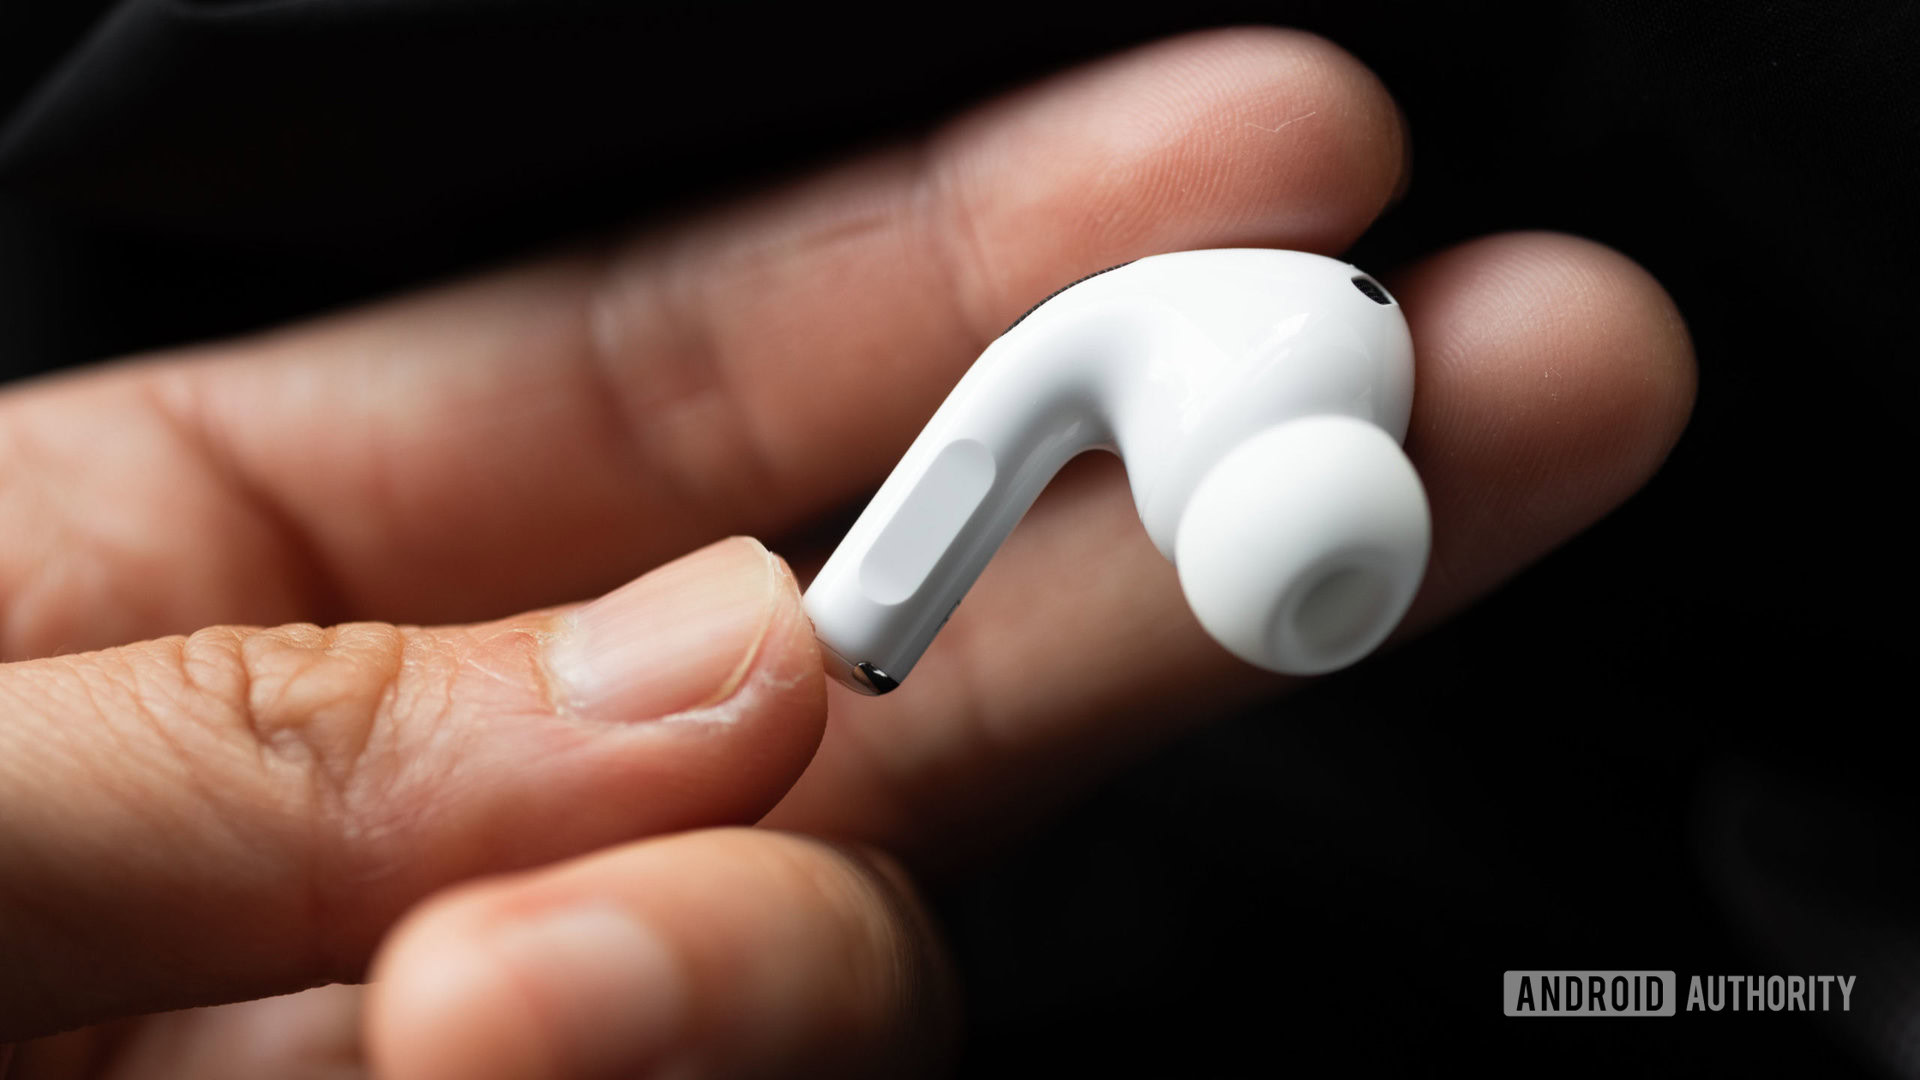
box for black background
[1,1,1914,1075]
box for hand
[0,28,1694,1079]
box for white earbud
[802,249,1428,694]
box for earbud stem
[804,313,1129,693]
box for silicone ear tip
[1174,416,1430,676]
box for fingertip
[365,900,544,1080]
[1208,25,1409,227]
[367,885,686,1080]
[368,830,953,1080]
[1530,232,1698,466]
[936,25,1411,322]
[1387,231,1698,604]
[1406,231,1696,481]
[1183,25,1412,230]
[533,534,827,808]
[732,536,830,746]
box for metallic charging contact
[818,644,899,695]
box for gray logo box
[1504,971,1677,1017]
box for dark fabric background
[1,1,1914,1075]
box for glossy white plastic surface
[1176,416,1428,675]
[802,249,1425,692]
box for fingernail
[547,536,778,719]
[485,904,685,1077]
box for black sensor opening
[1351,275,1392,305]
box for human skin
[0,27,1693,1079]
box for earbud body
[802,249,1428,694]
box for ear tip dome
[1174,416,1431,676]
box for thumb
[0,537,825,1040]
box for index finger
[0,28,1408,656]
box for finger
[0,28,1409,656]
[0,538,825,1040]
[764,232,1697,864]
[366,828,955,1080]
[9,986,365,1080]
